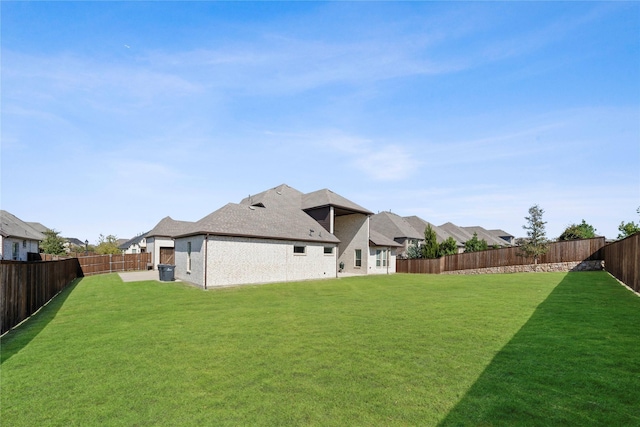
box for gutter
[203,234,209,290]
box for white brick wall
[1,237,39,261]
[176,235,338,288]
[367,246,397,275]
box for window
[376,250,382,267]
[324,246,334,255]
[187,242,192,272]
[12,242,19,260]
[355,249,362,267]
[22,240,27,248]
[294,246,306,255]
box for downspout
[386,246,390,275]
[203,234,209,290]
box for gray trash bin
[158,264,175,281]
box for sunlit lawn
[2,271,639,426]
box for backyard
[1,271,639,426]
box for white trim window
[376,249,387,267]
[293,245,306,255]
[355,249,362,267]
[324,246,334,255]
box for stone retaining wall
[442,260,604,275]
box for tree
[406,240,422,259]
[95,234,121,255]
[520,204,549,264]
[439,237,458,256]
[463,232,488,253]
[617,206,640,240]
[40,229,67,255]
[558,219,597,241]
[422,224,440,259]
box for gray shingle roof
[180,203,340,243]
[438,222,475,245]
[370,212,423,241]
[403,215,458,245]
[146,216,194,238]
[302,189,373,215]
[118,233,148,250]
[0,210,45,241]
[462,226,512,247]
[369,230,403,247]
[26,222,50,234]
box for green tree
[617,206,640,240]
[558,219,597,241]
[40,229,67,255]
[422,224,440,259]
[439,237,458,256]
[406,240,422,259]
[520,204,549,264]
[95,234,121,255]
[463,232,488,253]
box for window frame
[355,249,362,267]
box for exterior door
[159,247,175,265]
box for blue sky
[2,2,639,243]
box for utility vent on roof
[251,203,265,208]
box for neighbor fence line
[0,258,83,335]
[602,233,639,293]
[1,253,152,334]
[36,253,152,276]
[397,237,606,275]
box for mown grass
[1,271,638,426]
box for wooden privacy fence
[78,253,152,276]
[1,258,83,335]
[397,237,606,274]
[602,233,639,293]
[37,253,152,276]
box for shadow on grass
[1,278,81,365]
[438,271,640,426]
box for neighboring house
[488,229,515,245]
[146,216,194,269]
[172,184,390,288]
[438,223,513,250]
[118,233,148,254]
[65,238,87,253]
[0,210,45,261]
[403,215,465,253]
[461,226,513,248]
[370,212,424,258]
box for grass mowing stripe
[2,272,638,426]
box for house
[0,210,45,261]
[118,233,148,254]
[172,184,396,288]
[369,212,424,258]
[403,215,465,253]
[488,229,515,245]
[146,217,193,269]
[461,226,513,248]
[369,230,402,274]
[438,223,513,250]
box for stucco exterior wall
[334,214,369,274]
[1,237,39,261]
[196,235,337,288]
[368,247,397,275]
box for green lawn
[2,272,639,426]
